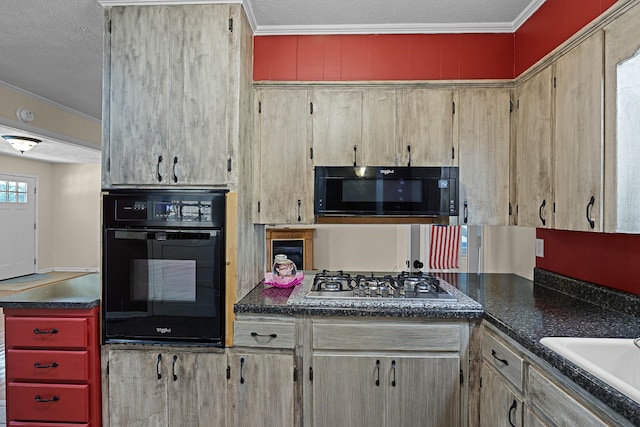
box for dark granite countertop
[0,273,100,309]
[235,268,640,425]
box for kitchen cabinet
[361,89,398,165]
[397,89,456,167]
[103,4,249,188]
[553,31,604,232]
[480,322,627,427]
[310,90,363,166]
[4,307,101,427]
[231,316,300,427]
[514,67,554,228]
[603,1,640,233]
[310,319,465,427]
[104,346,227,427]
[254,88,312,224]
[458,88,511,226]
[479,363,523,427]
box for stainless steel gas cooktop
[306,270,457,301]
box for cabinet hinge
[257,201,261,213]
[509,100,513,113]
[106,157,111,172]
[108,19,112,34]
[479,376,482,388]
[34,257,36,265]
[517,99,520,110]
[34,222,37,230]
[227,158,232,172]
[553,202,556,213]
[310,147,313,160]
[309,366,314,382]
[228,18,233,32]
[226,365,231,380]
[451,147,455,160]
[293,367,298,382]
[310,102,314,114]
[509,203,512,216]
[258,101,261,114]
[452,101,455,115]
[460,369,464,385]
[553,76,557,88]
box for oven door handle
[112,230,216,241]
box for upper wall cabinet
[458,88,511,226]
[553,31,604,232]
[310,90,363,167]
[604,2,640,233]
[254,89,313,224]
[103,5,247,188]
[397,89,456,167]
[361,89,398,165]
[514,67,554,228]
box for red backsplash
[536,229,640,296]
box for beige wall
[0,154,101,272]
[0,85,100,148]
[482,226,536,280]
[52,164,101,270]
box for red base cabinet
[4,307,101,427]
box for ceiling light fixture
[2,135,42,154]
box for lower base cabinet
[104,347,227,427]
[228,352,300,427]
[479,363,523,427]
[312,354,461,427]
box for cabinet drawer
[313,321,461,351]
[482,330,524,392]
[234,320,295,349]
[8,382,89,423]
[528,367,608,427]
[6,317,88,349]
[10,423,89,427]
[7,350,90,382]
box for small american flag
[429,225,461,270]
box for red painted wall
[514,0,618,75]
[536,229,640,296]
[254,34,515,81]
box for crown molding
[512,0,546,30]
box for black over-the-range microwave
[314,166,459,217]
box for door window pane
[0,180,28,203]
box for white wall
[52,163,101,271]
[482,226,536,280]
[0,154,101,272]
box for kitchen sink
[539,337,640,404]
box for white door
[0,174,36,280]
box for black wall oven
[102,190,226,346]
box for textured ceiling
[0,0,542,163]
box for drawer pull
[508,399,517,427]
[33,328,58,335]
[250,332,277,339]
[35,395,60,403]
[491,349,509,366]
[34,362,59,369]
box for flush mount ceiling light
[2,135,42,154]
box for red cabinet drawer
[7,383,89,423]
[7,349,90,382]
[10,423,89,427]
[6,317,88,349]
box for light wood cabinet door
[479,363,522,427]
[106,5,232,187]
[553,31,604,232]
[312,355,385,427]
[229,352,298,427]
[515,67,554,228]
[362,89,398,165]
[254,89,312,224]
[458,88,511,225]
[107,348,227,427]
[311,90,363,166]
[397,89,456,166]
[386,355,460,427]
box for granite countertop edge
[0,274,100,310]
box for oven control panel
[103,191,226,228]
